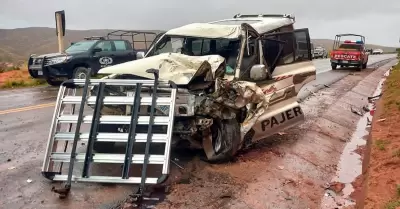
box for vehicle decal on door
[99,57,113,68]
[260,106,303,131]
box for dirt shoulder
[360,61,400,209]
[0,69,46,89]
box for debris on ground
[26,179,32,183]
[350,106,364,116]
[367,93,382,102]
[328,182,345,194]
[121,202,137,209]
[171,159,184,170]
[367,117,372,126]
[377,118,386,122]
[7,166,16,170]
[362,105,370,112]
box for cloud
[1,0,399,46]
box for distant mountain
[311,39,397,53]
[0,27,396,63]
[0,27,162,63]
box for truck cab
[97,14,317,161]
[330,34,369,70]
[27,30,158,86]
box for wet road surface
[0,54,396,209]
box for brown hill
[0,27,162,63]
[312,39,397,53]
[0,27,396,63]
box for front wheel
[202,119,241,163]
[356,64,362,71]
[331,63,337,70]
[362,62,367,69]
[73,67,91,79]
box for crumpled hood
[98,53,226,85]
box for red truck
[330,34,369,71]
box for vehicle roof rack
[83,36,105,40]
[233,14,295,21]
[335,33,365,38]
[106,30,161,50]
[106,30,158,39]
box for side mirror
[250,64,268,81]
[93,47,102,53]
[136,51,145,59]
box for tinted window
[294,30,311,61]
[148,35,240,69]
[113,40,128,51]
[152,37,184,55]
[65,40,97,53]
[263,33,295,66]
[95,41,113,51]
[262,28,311,67]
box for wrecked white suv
[92,14,316,162]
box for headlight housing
[44,55,72,66]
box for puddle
[320,68,391,208]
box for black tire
[73,66,91,79]
[45,77,63,86]
[356,64,362,71]
[204,119,241,163]
[93,124,118,153]
[331,64,337,70]
[362,62,367,69]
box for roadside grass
[385,199,400,209]
[0,69,46,89]
[392,149,400,158]
[375,139,389,151]
[377,61,400,209]
[383,184,400,209]
[0,68,110,89]
[383,63,400,113]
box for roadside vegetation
[364,61,400,209]
[0,63,46,89]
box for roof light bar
[343,40,364,44]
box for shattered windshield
[65,40,97,53]
[148,35,241,69]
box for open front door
[244,28,316,144]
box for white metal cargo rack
[41,69,177,201]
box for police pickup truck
[330,34,369,71]
[28,30,159,86]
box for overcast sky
[1,0,399,47]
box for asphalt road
[0,54,396,208]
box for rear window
[338,44,362,50]
[113,40,128,51]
